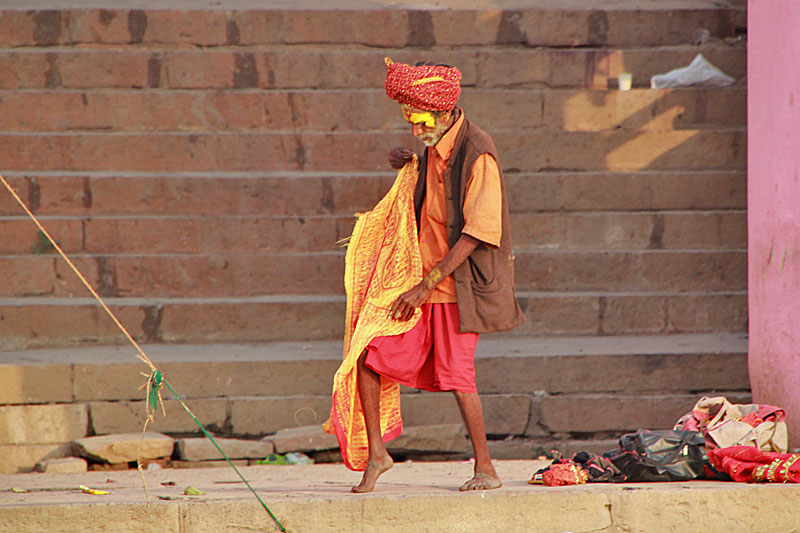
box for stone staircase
[0,333,749,473]
[0,1,749,472]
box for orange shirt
[418,111,503,303]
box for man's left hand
[388,283,431,321]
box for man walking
[348,58,526,493]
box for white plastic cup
[618,73,633,91]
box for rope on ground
[0,174,286,533]
[162,379,286,531]
[136,369,166,501]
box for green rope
[148,370,163,412]
[160,379,286,533]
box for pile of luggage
[532,396,798,486]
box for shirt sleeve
[462,153,502,248]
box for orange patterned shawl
[323,158,423,471]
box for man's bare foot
[459,472,502,491]
[351,455,394,493]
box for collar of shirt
[431,108,465,163]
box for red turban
[384,57,462,112]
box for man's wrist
[422,267,443,291]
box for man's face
[401,105,452,147]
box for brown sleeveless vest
[415,116,526,334]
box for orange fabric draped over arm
[323,158,423,471]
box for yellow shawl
[323,158,422,471]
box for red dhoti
[365,302,478,394]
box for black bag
[604,429,708,482]
[573,451,627,483]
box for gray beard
[418,134,439,147]
[415,112,455,147]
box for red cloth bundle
[708,445,800,483]
[541,463,589,486]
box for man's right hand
[388,147,414,169]
[388,282,432,322]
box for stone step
[0,209,746,256]
[0,331,749,470]
[515,210,746,251]
[175,437,274,461]
[0,5,745,48]
[0,170,747,217]
[0,295,347,349]
[507,170,746,213]
[0,334,749,445]
[0,249,745,298]
[519,291,747,336]
[0,292,746,349]
[0,216,352,255]
[0,129,746,174]
[6,462,800,533]
[124,390,759,445]
[515,249,747,292]
[0,87,746,133]
[72,432,174,464]
[0,333,748,401]
[0,44,745,90]
[0,172,395,217]
[0,253,347,297]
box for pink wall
[748,1,800,449]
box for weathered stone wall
[0,4,746,348]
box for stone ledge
[34,457,87,474]
[488,437,622,460]
[0,88,746,135]
[90,399,227,435]
[386,424,470,454]
[73,433,174,464]
[175,437,273,461]
[401,393,530,436]
[0,6,745,49]
[229,396,332,436]
[263,425,338,454]
[0,443,73,475]
[0,364,73,405]
[538,392,752,434]
[0,404,87,445]
[4,469,799,533]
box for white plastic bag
[285,452,314,464]
[650,54,735,89]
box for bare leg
[352,349,393,493]
[453,391,502,491]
